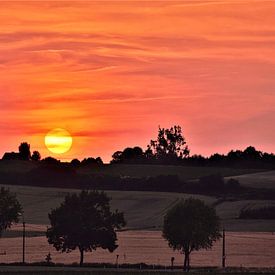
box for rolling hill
[1,161,275,234]
[1,183,275,234]
[230,170,275,189]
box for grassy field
[0,266,274,275]
[0,184,215,230]
[230,170,275,189]
[0,160,37,174]
[0,160,267,183]
[1,161,275,233]
[1,183,275,234]
[78,164,263,181]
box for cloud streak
[1,1,275,161]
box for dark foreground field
[0,266,275,275]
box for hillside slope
[1,184,275,233]
[230,170,275,189]
[79,164,262,180]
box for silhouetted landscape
[2,0,275,274]
[1,126,275,200]
[0,126,275,274]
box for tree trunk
[183,253,188,271]
[183,251,190,272]
[79,248,84,266]
[187,253,190,272]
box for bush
[239,206,275,219]
[198,174,225,191]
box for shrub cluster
[239,206,275,219]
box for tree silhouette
[0,187,22,236]
[111,147,144,164]
[81,157,103,166]
[31,151,41,161]
[71,158,81,167]
[41,157,60,164]
[243,146,262,160]
[18,142,31,160]
[111,151,123,163]
[163,198,221,271]
[46,190,126,266]
[147,125,189,162]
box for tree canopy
[0,187,22,236]
[111,147,144,164]
[18,142,31,160]
[46,190,126,266]
[111,125,190,164]
[162,198,221,271]
[147,125,189,162]
[31,150,41,161]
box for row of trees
[0,188,221,270]
[3,125,275,169]
[1,142,41,161]
[3,142,105,167]
[111,126,275,168]
[111,125,189,164]
[187,146,275,168]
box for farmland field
[0,266,273,275]
[0,183,275,234]
[0,184,215,230]
[0,166,275,268]
[1,180,275,232]
[0,161,264,181]
[0,160,37,174]
[0,231,274,268]
[78,164,264,181]
[230,170,275,189]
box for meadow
[0,160,263,181]
[0,266,274,275]
[230,170,275,189]
[0,160,275,232]
[1,183,275,234]
[79,163,263,181]
[0,162,275,269]
[0,184,215,231]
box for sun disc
[45,128,72,154]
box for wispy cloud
[1,1,275,161]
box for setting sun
[45,128,73,154]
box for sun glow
[45,128,73,154]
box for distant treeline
[110,126,275,169]
[1,161,275,200]
[2,125,275,169]
[111,145,275,169]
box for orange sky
[1,1,275,162]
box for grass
[79,164,263,181]
[1,183,275,233]
[230,171,275,189]
[0,160,37,174]
[0,264,274,275]
[0,184,215,230]
[0,161,275,233]
[0,161,267,182]
[0,266,274,275]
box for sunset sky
[1,1,275,162]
